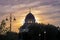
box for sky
[0,0,60,33]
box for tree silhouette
[0,20,6,34]
[0,20,6,29]
[19,23,59,40]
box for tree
[19,23,59,40]
[0,20,6,34]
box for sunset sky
[0,0,60,33]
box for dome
[25,13,35,19]
[25,12,36,23]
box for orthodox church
[19,11,36,33]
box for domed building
[19,12,36,33]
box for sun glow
[31,9,43,23]
[12,18,25,33]
[6,9,44,33]
[35,17,42,23]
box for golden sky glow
[11,9,43,33]
[10,9,49,33]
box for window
[28,21,32,23]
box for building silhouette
[18,10,60,40]
[19,11,36,33]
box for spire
[29,8,31,13]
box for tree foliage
[19,23,60,40]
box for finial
[29,8,31,13]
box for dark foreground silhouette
[0,32,18,40]
[19,23,60,40]
[0,23,60,40]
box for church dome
[25,13,35,19]
[25,12,36,23]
